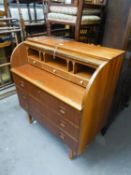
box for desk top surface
[12,64,85,111]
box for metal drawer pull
[59,106,66,114]
[59,133,65,140]
[53,69,56,73]
[33,60,36,64]
[59,109,66,114]
[60,121,66,128]
[80,80,84,85]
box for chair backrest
[48,0,79,7]
[47,0,83,16]
[16,0,45,24]
[47,0,84,39]
[0,0,8,17]
[0,0,10,28]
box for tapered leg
[28,114,33,124]
[47,21,51,36]
[69,149,76,160]
[75,26,80,41]
[101,126,108,136]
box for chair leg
[28,114,33,124]
[75,26,80,41]
[69,149,77,159]
[47,21,51,36]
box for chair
[0,0,21,89]
[0,0,21,44]
[46,0,106,42]
[15,0,47,38]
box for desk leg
[28,114,33,124]
[69,149,76,160]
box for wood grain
[11,36,125,158]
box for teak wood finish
[11,36,125,159]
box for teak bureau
[11,36,125,159]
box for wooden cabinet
[11,36,124,159]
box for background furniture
[46,0,107,42]
[0,0,21,89]
[11,36,124,159]
[102,0,131,130]
[15,0,46,39]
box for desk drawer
[28,83,81,126]
[42,63,70,80]
[29,97,80,140]
[71,76,88,88]
[30,108,78,151]
[28,57,42,69]
[17,88,29,112]
[13,74,28,91]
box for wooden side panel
[11,42,28,68]
[78,56,124,154]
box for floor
[0,94,131,175]
[0,85,16,100]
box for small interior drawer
[42,63,70,81]
[28,57,42,69]
[71,76,88,87]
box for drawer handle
[59,121,66,128]
[59,133,65,140]
[59,108,66,115]
[80,80,84,85]
[53,69,56,73]
[20,81,24,88]
[33,60,36,64]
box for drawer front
[42,64,70,81]
[28,83,81,126]
[28,57,42,69]
[71,76,88,88]
[42,63,88,88]
[13,74,28,91]
[29,108,78,151]
[29,97,80,140]
[16,88,29,112]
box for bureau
[11,36,125,159]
